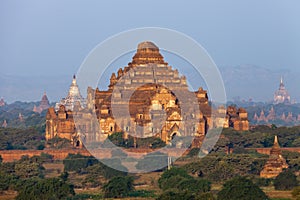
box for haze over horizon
[1,1,300,103]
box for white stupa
[55,75,86,111]
[274,76,290,104]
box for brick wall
[0,148,190,162]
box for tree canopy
[63,153,98,172]
[102,176,134,198]
[274,170,298,190]
[16,178,75,200]
[157,168,213,200]
[217,176,268,200]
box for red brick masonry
[0,148,189,162]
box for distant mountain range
[1,65,299,103]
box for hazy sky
[1,1,300,102]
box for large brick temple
[46,41,249,148]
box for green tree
[217,176,268,200]
[59,171,69,182]
[63,153,98,172]
[208,162,235,182]
[137,137,166,148]
[29,153,53,165]
[102,176,134,198]
[177,178,211,194]
[0,173,18,192]
[157,190,195,200]
[16,178,75,200]
[85,162,127,180]
[252,177,271,187]
[158,167,192,190]
[0,162,15,174]
[0,127,45,150]
[196,192,216,200]
[274,170,298,190]
[82,161,127,188]
[158,167,212,198]
[14,157,44,179]
[183,153,268,182]
[107,132,134,148]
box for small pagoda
[260,135,288,178]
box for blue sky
[1,1,300,102]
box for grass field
[263,186,294,200]
[43,162,64,178]
[0,191,17,200]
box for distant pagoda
[260,135,288,178]
[274,76,291,104]
[33,92,50,113]
[55,75,86,111]
[2,120,7,128]
[0,98,6,107]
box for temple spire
[55,75,85,111]
[260,135,288,178]
[72,74,77,85]
[273,135,280,149]
[279,76,285,88]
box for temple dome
[137,41,159,51]
[129,41,167,66]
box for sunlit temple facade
[46,41,249,148]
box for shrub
[252,177,272,187]
[217,176,268,200]
[158,167,192,190]
[102,176,134,198]
[16,178,75,200]
[274,170,298,190]
[63,154,98,172]
[158,167,212,198]
[157,190,195,200]
[177,178,211,194]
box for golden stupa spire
[273,135,280,149]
